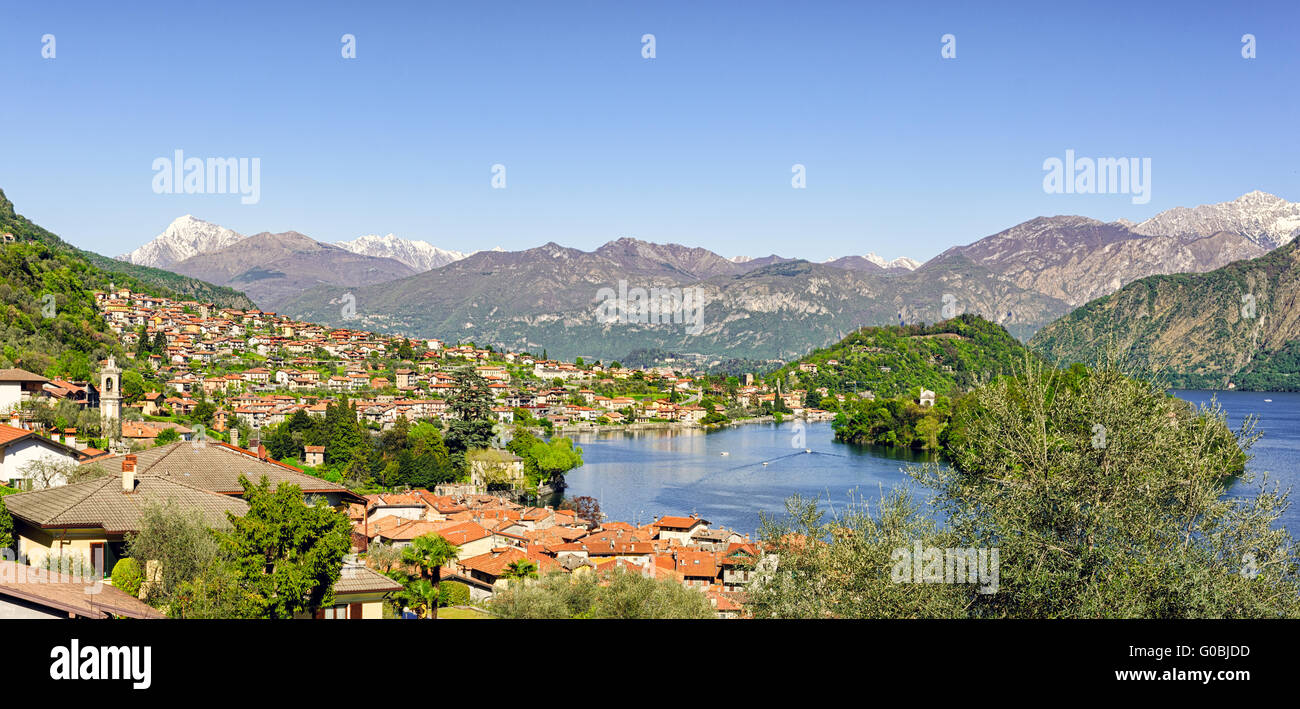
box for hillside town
[86,286,842,438]
[0,285,832,619]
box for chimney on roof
[257,444,268,461]
[122,454,137,492]
[64,428,76,450]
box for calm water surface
[563,390,1300,537]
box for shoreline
[551,413,835,436]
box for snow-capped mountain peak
[334,234,469,272]
[863,252,921,270]
[117,215,245,269]
[1132,190,1300,248]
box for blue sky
[1,0,1296,262]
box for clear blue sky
[1,0,1296,262]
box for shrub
[439,581,471,607]
[111,558,144,597]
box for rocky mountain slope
[168,231,417,312]
[279,239,1071,362]
[1131,190,1300,249]
[927,215,1266,306]
[1029,238,1300,390]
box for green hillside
[1029,238,1300,390]
[0,189,254,310]
[772,314,1031,400]
[0,188,253,378]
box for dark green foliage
[832,392,952,450]
[752,361,1300,618]
[445,369,495,471]
[110,558,145,597]
[774,314,1030,400]
[0,485,15,551]
[218,476,353,619]
[506,425,584,485]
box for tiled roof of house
[0,561,165,619]
[0,368,49,383]
[435,521,492,547]
[3,474,247,533]
[0,423,32,447]
[333,564,402,595]
[675,551,720,578]
[89,442,355,497]
[654,515,708,529]
[457,547,559,578]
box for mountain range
[336,234,495,271]
[1029,236,1300,390]
[164,231,418,312]
[111,191,1300,365]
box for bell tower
[100,357,122,439]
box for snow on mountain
[334,234,470,272]
[117,215,245,269]
[862,252,921,270]
[1133,191,1300,248]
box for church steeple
[99,357,122,443]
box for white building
[0,369,49,414]
[0,424,93,490]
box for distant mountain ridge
[926,214,1267,306]
[1029,237,1300,390]
[279,237,1072,362]
[118,215,245,269]
[109,190,1300,366]
[335,233,471,271]
[1131,190,1300,249]
[824,253,922,272]
[167,231,418,312]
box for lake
[562,390,1300,538]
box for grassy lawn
[437,606,494,619]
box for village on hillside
[0,286,855,619]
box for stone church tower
[99,357,122,440]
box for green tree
[489,568,714,619]
[219,476,353,619]
[397,578,441,619]
[400,533,460,619]
[0,485,16,551]
[445,369,495,471]
[126,502,224,606]
[403,422,456,488]
[752,359,1300,619]
[501,559,539,584]
[121,370,146,404]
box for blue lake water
[563,390,1300,538]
